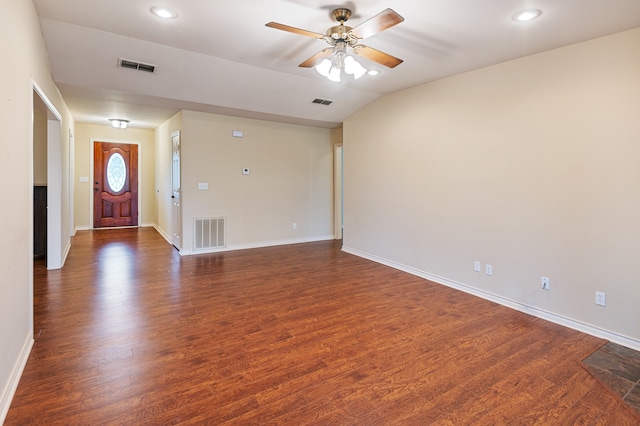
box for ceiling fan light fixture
[512,9,542,22]
[344,56,367,79]
[327,66,342,82]
[315,59,332,77]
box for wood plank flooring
[6,227,640,424]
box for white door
[334,144,343,239]
[171,131,181,249]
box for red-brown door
[94,142,138,228]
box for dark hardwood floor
[6,227,640,424]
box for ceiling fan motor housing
[332,8,352,22]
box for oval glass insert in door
[106,152,126,192]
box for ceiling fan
[266,7,404,81]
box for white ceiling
[33,0,640,129]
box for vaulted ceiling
[33,0,640,129]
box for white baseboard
[0,334,34,424]
[180,235,335,256]
[152,224,172,245]
[342,246,640,352]
[75,223,155,234]
[61,238,71,267]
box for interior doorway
[32,83,63,270]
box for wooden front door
[93,142,138,228]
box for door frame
[90,139,142,228]
[32,82,65,270]
[334,143,343,239]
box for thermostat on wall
[242,168,250,175]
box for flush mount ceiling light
[512,9,542,22]
[109,119,129,129]
[150,6,178,19]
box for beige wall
[344,28,640,346]
[0,1,74,421]
[33,97,48,186]
[179,110,333,254]
[73,124,157,230]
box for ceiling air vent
[118,58,156,74]
[312,98,333,106]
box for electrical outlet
[541,276,550,290]
[485,264,493,276]
[292,223,297,230]
[595,291,606,306]
[474,261,481,272]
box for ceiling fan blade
[354,45,403,68]
[265,22,325,39]
[299,48,333,68]
[349,8,404,40]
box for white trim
[333,144,343,240]
[46,118,63,269]
[33,80,66,270]
[342,246,640,352]
[68,129,75,238]
[90,139,142,228]
[153,224,173,245]
[0,335,34,424]
[179,235,335,256]
[32,82,62,121]
[62,239,71,266]
[76,223,158,235]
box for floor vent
[194,217,226,250]
[118,58,156,73]
[312,98,333,106]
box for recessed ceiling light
[512,9,542,22]
[150,6,178,19]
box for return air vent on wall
[312,98,333,106]
[194,217,226,250]
[118,58,156,73]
